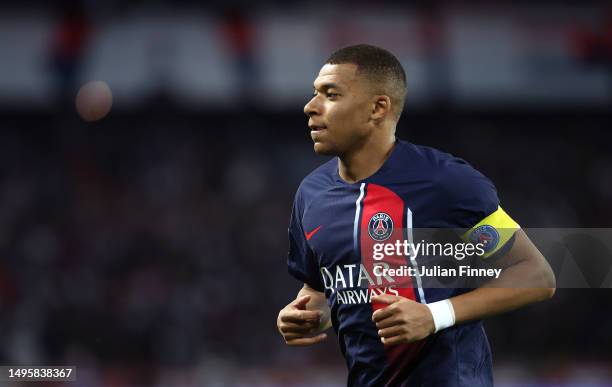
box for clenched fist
[371,294,435,346]
[277,295,328,346]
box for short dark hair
[326,44,407,119]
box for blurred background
[1,0,611,386]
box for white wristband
[426,299,456,333]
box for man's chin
[313,142,338,156]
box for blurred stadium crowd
[0,1,612,386]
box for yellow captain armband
[461,206,520,259]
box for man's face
[304,63,374,156]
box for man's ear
[371,95,392,121]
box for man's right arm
[277,284,331,346]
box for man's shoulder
[398,141,498,226]
[397,140,495,199]
[395,140,487,183]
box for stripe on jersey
[353,183,366,256]
[359,183,414,303]
[405,207,426,303]
[359,183,426,384]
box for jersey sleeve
[437,159,520,259]
[287,190,324,291]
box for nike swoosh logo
[305,226,322,241]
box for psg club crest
[368,212,394,241]
[469,225,500,252]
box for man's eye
[327,93,338,99]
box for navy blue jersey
[287,140,509,387]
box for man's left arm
[450,229,555,324]
[372,229,556,345]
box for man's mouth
[309,124,327,132]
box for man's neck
[338,134,396,184]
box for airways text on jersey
[320,263,400,305]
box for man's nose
[304,97,319,117]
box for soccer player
[276,44,556,386]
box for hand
[371,294,435,346]
[277,295,328,346]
